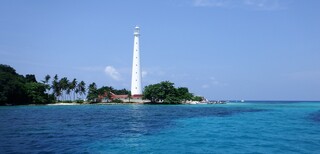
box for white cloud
[104,66,121,81]
[192,0,284,10]
[243,0,281,10]
[193,0,229,7]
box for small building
[98,92,144,103]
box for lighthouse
[131,26,143,97]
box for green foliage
[93,86,130,103]
[0,69,27,105]
[51,74,61,100]
[113,88,130,95]
[70,78,77,100]
[111,99,123,103]
[192,96,204,101]
[25,82,47,104]
[0,64,199,105]
[97,86,113,97]
[25,74,37,82]
[0,64,54,105]
[143,81,194,104]
[77,81,86,98]
[87,82,98,103]
[76,99,84,103]
[176,87,193,102]
[0,64,18,75]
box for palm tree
[70,78,77,101]
[45,74,51,83]
[52,74,61,101]
[42,74,51,93]
[66,81,72,101]
[59,77,69,101]
[87,82,97,102]
[77,81,86,100]
[75,87,80,100]
[41,74,51,101]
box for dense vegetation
[0,64,53,105]
[0,64,90,105]
[87,83,130,103]
[49,74,86,102]
[143,81,200,104]
[0,64,131,105]
[1,64,202,105]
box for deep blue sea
[1,101,320,153]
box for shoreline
[2,101,228,106]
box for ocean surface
[1,101,320,153]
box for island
[0,64,210,105]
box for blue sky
[1,0,320,100]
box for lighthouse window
[135,87,137,89]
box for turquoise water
[1,102,320,153]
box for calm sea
[1,101,320,153]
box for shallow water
[1,102,320,153]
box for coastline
[2,101,228,106]
[47,102,148,105]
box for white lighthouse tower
[131,26,143,97]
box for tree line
[0,64,130,105]
[143,81,203,104]
[0,64,52,105]
[0,64,89,105]
[86,83,130,103]
[1,64,203,105]
[45,74,86,102]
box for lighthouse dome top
[134,26,140,35]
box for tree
[143,83,161,103]
[70,78,77,101]
[25,74,37,83]
[143,81,192,104]
[66,81,72,101]
[59,77,69,101]
[42,74,51,93]
[52,74,61,101]
[0,64,28,105]
[192,96,204,101]
[87,82,98,103]
[25,82,47,104]
[0,64,54,105]
[44,75,51,83]
[177,87,193,103]
[77,81,86,100]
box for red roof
[98,91,143,100]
